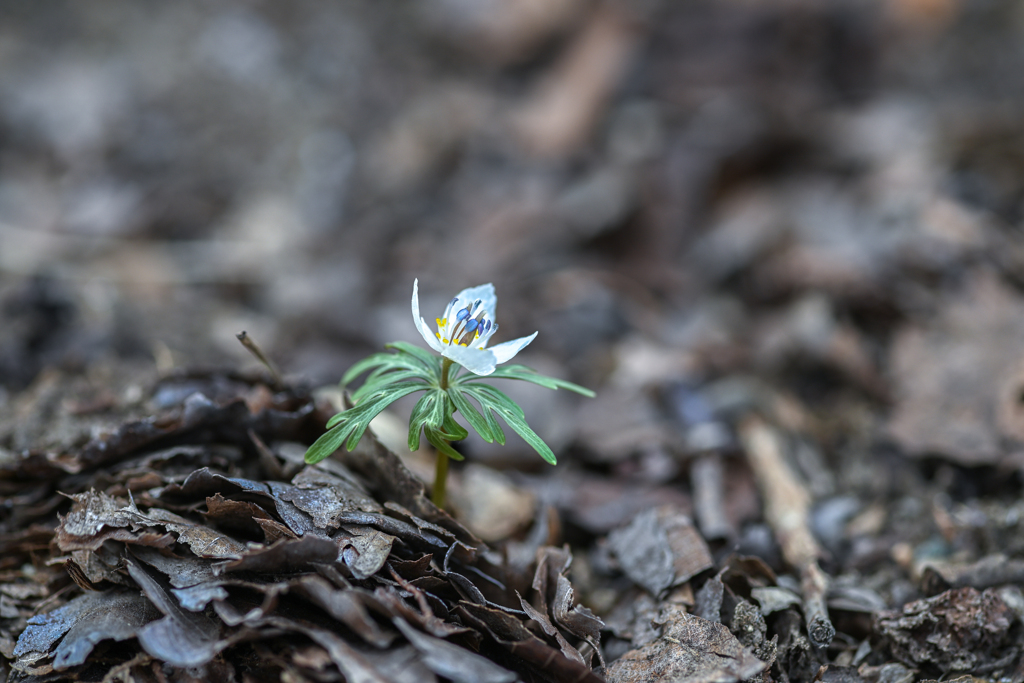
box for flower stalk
[432,443,450,509]
[433,357,455,508]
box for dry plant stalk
[739,415,835,648]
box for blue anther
[483,320,491,333]
[449,297,459,307]
[464,319,479,333]
[455,308,470,322]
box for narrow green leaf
[360,361,416,386]
[305,423,356,464]
[343,343,442,391]
[326,408,349,429]
[351,370,427,403]
[458,384,506,444]
[484,364,596,397]
[482,404,505,445]
[320,382,426,449]
[462,383,525,417]
[427,389,448,430]
[494,408,557,465]
[343,383,428,451]
[424,428,465,461]
[446,387,494,443]
[341,353,409,388]
[460,383,555,464]
[385,341,443,373]
[440,410,469,442]
[328,382,423,428]
[407,390,442,451]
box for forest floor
[3,1,1024,681]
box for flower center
[435,298,495,347]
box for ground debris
[888,271,1024,465]
[608,505,713,597]
[4,3,1024,679]
[874,586,1016,674]
[2,372,605,682]
[603,606,765,683]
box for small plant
[305,280,594,508]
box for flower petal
[443,345,498,376]
[451,283,496,322]
[412,279,444,353]
[488,332,538,365]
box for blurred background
[3,0,1024,480]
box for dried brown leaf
[875,586,1015,673]
[604,608,765,683]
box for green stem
[432,448,449,509]
[432,357,455,509]
[439,357,453,391]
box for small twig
[739,415,835,648]
[800,560,834,649]
[236,331,283,387]
[690,452,735,541]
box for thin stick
[691,452,735,541]
[739,415,835,648]
[236,331,283,387]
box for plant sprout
[305,279,595,508]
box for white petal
[411,279,444,352]
[451,283,496,321]
[443,345,498,376]
[488,332,537,365]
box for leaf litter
[1,374,611,682]
[7,362,1024,682]
[6,2,1024,681]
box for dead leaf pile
[0,373,604,682]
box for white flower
[411,279,537,376]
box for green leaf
[493,405,557,465]
[458,384,506,445]
[440,410,469,442]
[351,370,428,403]
[481,403,505,445]
[462,383,525,417]
[407,389,443,451]
[483,364,595,397]
[424,428,465,461]
[385,341,443,373]
[343,343,442,391]
[460,383,555,465]
[304,424,355,465]
[446,386,494,443]
[309,382,427,463]
[328,381,426,429]
[341,353,407,388]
